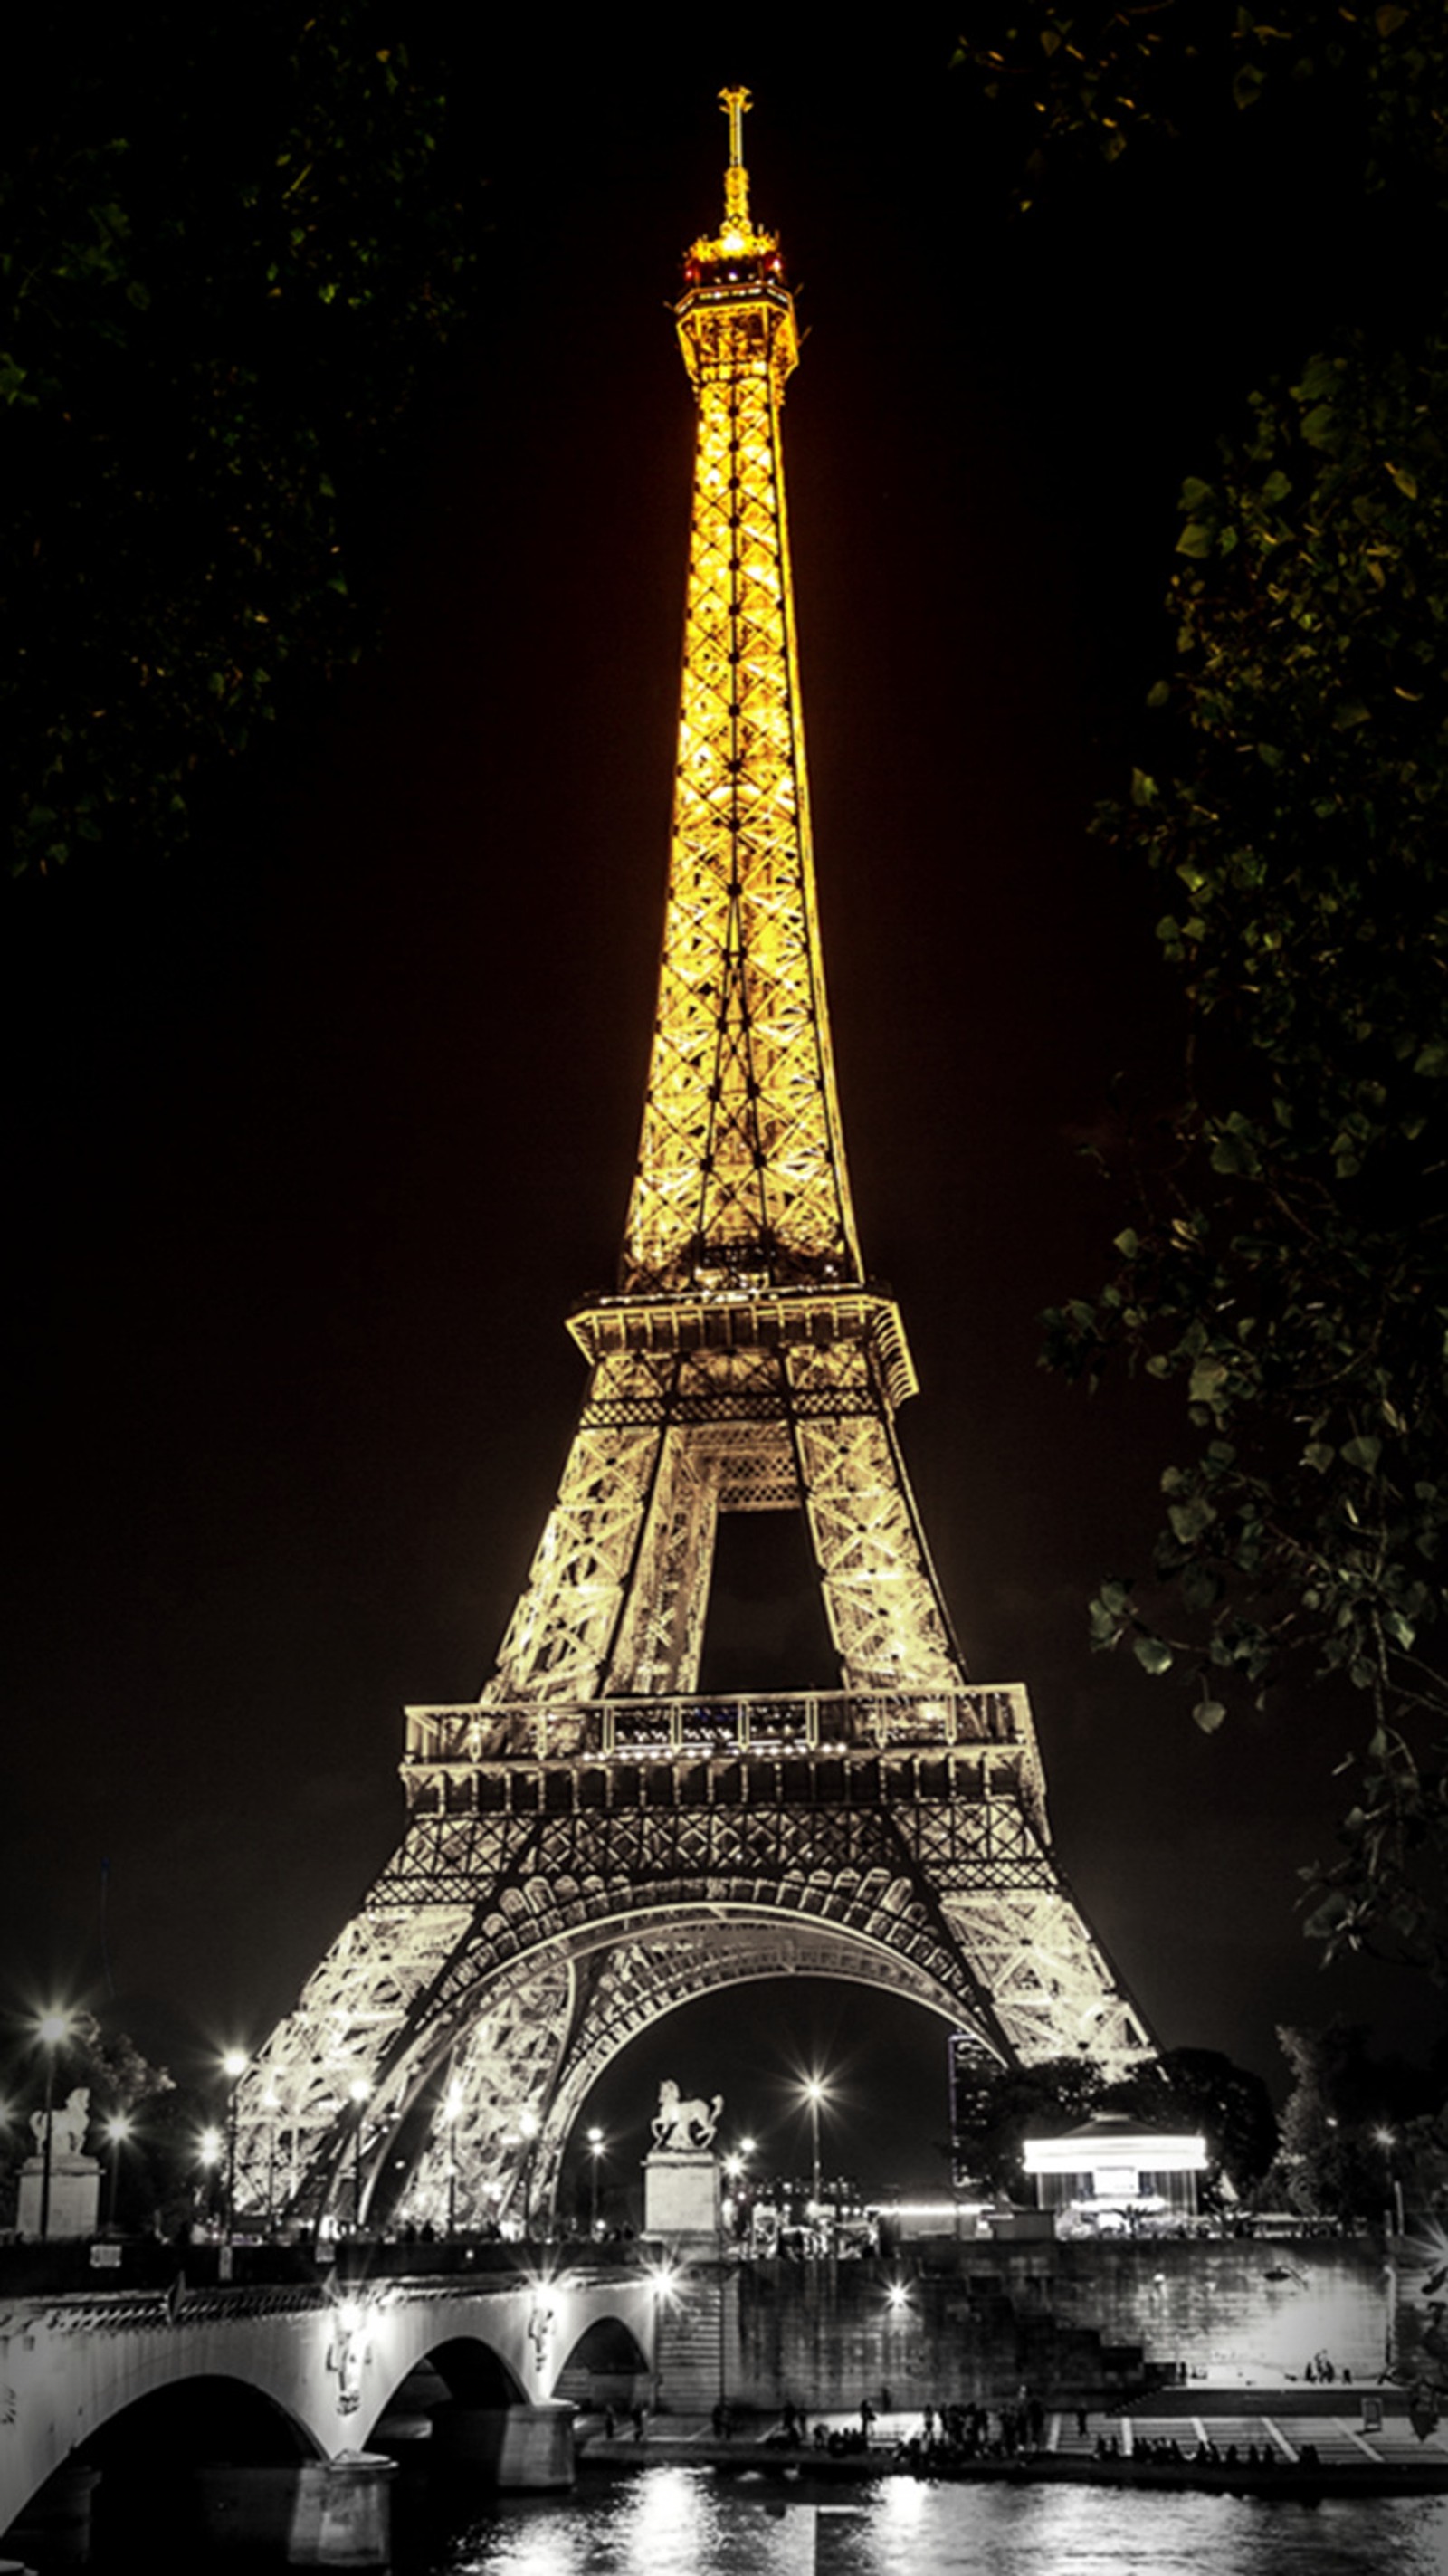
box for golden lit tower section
[478,90,964,1709]
[624,87,862,1294]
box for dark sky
[4,14,1438,2194]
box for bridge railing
[0,2232,655,2307]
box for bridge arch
[368,2329,529,2434]
[555,2312,651,2403]
[7,2366,320,2567]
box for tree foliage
[1262,2020,1439,2218]
[952,2052,1108,2195]
[952,2046,1275,2199]
[959,1,1448,1973]
[3,6,477,877]
[955,1,1439,210]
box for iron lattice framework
[236,95,1152,2236]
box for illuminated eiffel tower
[238,93,1152,2233]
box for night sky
[5,15,1439,2197]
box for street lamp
[443,2082,463,2237]
[519,2108,539,2239]
[1374,2124,1405,2236]
[102,2113,133,2234]
[348,2078,372,2234]
[34,2008,76,2243]
[261,2086,281,2233]
[587,2124,605,2239]
[802,2077,829,2247]
[717,2137,752,2421]
[221,2048,247,2242]
[198,2124,223,2232]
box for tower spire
[720,82,752,231]
[625,99,859,1294]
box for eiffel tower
[237,93,1152,2234]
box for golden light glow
[624,122,857,1295]
[225,107,1157,2248]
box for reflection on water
[437,2466,1448,2576]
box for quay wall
[654,2238,1389,2414]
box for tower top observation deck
[676,87,798,396]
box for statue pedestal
[16,2152,100,2240]
[643,2149,716,2242]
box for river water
[434,2466,1448,2576]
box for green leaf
[1188,1357,1229,1407]
[1295,353,1339,403]
[1133,1635,1174,1676]
[1339,1435,1382,1474]
[1193,1698,1226,1733]
[1181,1562,1218,1613]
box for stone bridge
[0,2253,658,2557]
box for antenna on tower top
[719,84,752,230]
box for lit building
[1024,2114,1208,2226]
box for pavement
[577,2391,1448,2478]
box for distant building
[1023,2114,1208,2225]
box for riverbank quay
[576,2390,1448,2499]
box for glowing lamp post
[261,2085,281,2232]
[103,2113,132,2234]
[717,2138,752,2417]
[443,2082,463,2237]
[35,2009,76,2244]
[1374,2124,1405,2237]
[803,2077,829,2249]
[349,2078,372,2234]
[518,2108,539,2238]
[221,2049,247,2242]
[587,2124,605,2239]
[198,2125,223,2233]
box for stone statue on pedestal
[643,2078,724,2240]
[18,2086,100,2239]
[651,2081,723,2151]
[31,2086,90,2156]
